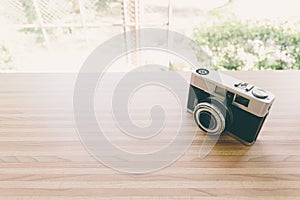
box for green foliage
[19,0,119,43]
[21,1,37,23]
[95,0,111,10]
[0,43,14,70]
[194,20,300,70]
[19,28,45,43]
[20,1,43,41]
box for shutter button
[252,88,268,99]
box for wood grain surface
[0,70,299,199]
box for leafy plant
[95,0,112,10]
[194,20,300,70]
[21,0,37,23]
[0,43,14,70]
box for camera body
[187,68,275,145]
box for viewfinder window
[234,95,250,107]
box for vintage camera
[187,68,275,145]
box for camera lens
[193,98,231,135]
[198,111,217,130]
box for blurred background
[0,0,299,72]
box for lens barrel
[193,98,231,135]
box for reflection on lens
[194,102,226,135]
[199,111,217,130]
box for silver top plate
[190,69,275,117]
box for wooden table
[0,70,299,199]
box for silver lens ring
[194,102,226,135]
